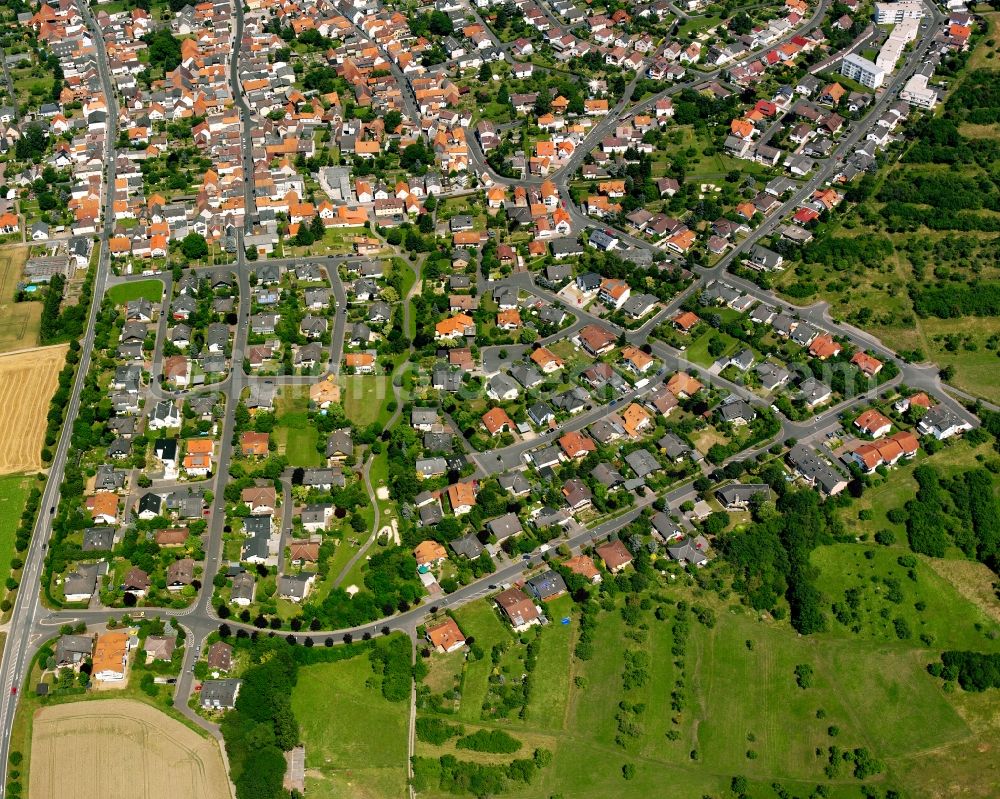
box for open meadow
[409,555,1000,799]
[0,345,67,474]
[28,699,231,799]
[291,652,410,799]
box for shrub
[456,729,522,754]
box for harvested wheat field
[29,699,232,799]
[0,345,66,474]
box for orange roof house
[186,439,214,455]
[497,309,521,329]
[667,372,703,398]
[414,540,448,566]
[447,481,477,514]
[854,408,893,438]
[454,230,485,246]
[436,313,476,339]
[87,492,119,523]
[426,618,466,652]
[822,82,846,104]
[673,310,699,332]
[559,430,595,459]
[851,352,883,377]
[621,346,654,373]
[731,119,754,139]
[622,403,653,438]
[564,555,602,583]
[240,431,269,456]
[531,346,564,372]
[482,407,515,436]
[808,333,842,360]
[667,228,696,253]
[345,352,375,370]
[92,632,130,681]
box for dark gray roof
[486,512,523,541]
[526,570,567,600]
[624,448,660,477]
[82,527,115,552]
[450,533,484,559]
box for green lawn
[419,575,1000,799]
[812,544,1000,649]
[452,601,513,722]
[685,328,740,367]
[0,475,31,611]
[339,375,391,427]
[0,475,30,551]
[278,426,321,467]
[524,595,575,730]
[105,279,164,305]
[292,650,410,799]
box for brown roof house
[166,558,195,591]
[596,539,633,573]
[242,485,277,515]
[494,587,542,632]
[207,641,233,672]
[123,566,151,596]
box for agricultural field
[0,248,41,352]
[28,699,230,799]
[0,345,67,474]
[291,653,409,799]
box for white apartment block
[874,1,924,24]
[900,74,939,108]
[841,54,886,89]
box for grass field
[28,699,230,799]
[0,346,67,474]
[0,473,31,548]
[276,426,321,467]
[813,544,1000,649]
[273,389,323,467]
[292,652,409,799]
[105,279,164,306]
[339,375,391,427]
[684,328,739,367]
[0,247,41,352]
[417,570,1000,799]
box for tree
[142,29,183,72]
[181,232,209,260]
[309,213,325,242]
[478,62,492,82]
[730,11,752,34]
[383,110,402,133]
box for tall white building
[900,74,939,108]
[841,53,887,89]
[874,1,924,24]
